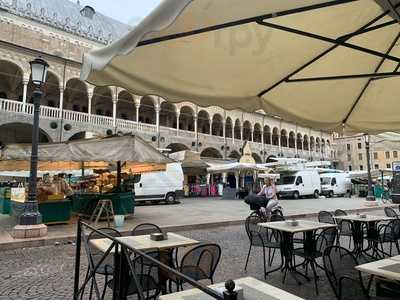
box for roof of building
[0,0,131,44]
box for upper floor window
[386,151,390,159]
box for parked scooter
[244,194,283,221]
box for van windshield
[277,176,296,185]
[320,177,332,185]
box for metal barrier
[73,219,228,300]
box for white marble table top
[90,232,199,253]
[159,277,304,300]
[258,220,336,233]
[356,258,400,282]
[334,214,394,222]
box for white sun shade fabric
[0,135,172,164]
[81,0,400,134]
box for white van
[134,163,184,204]
[276,169,321,199]
[320,173,351,198]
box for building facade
[0,0,332,161]
[334,135,400,171]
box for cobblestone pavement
[0,209,389,300]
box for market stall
[0,135,172,223]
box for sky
[75,0,162,25]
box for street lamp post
[19,57,49,226]
[365,134,376,202]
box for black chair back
[180,243,221,281]
[245,214,266,247]
[334,209,347,216]
[316,227,337,255]
[384,207,399,218]
[132,223,162,236]
[270,214,285,222]
[318,211,335,224]
[323,246,368,299]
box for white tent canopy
[207,162,271,174]
[82,0,400,134]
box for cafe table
[334,214,393,258]
[356,257,400,282]
[90,232,199,299]
[159,276,304,300]
[258,220,336,290]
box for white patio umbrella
[81,0,400,134]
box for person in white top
[257,177,279,218]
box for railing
[74,220,226,300]
[0,98,331,158]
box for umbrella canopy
[0,135,172,164]
[81,0,400,134]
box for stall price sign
[11,187,26,203]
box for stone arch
[0,60,24,101]
[198,110,210,134]
[140,95,156,124]
[321,138,326,154]
[167,143,189,153]
[92,86,112,116]
[303,135,309,151]
[316,137,321,152]
[272,127,279,146]
[263,125,271,144]
[281,129,288,148]
[64,78,89,112]
[252,153,262,163]
[200,147,222,159]
[297,133,303,150]
[179,106,195,131]
[27,71,60,107]
[225,117,233,138]
[68,131,98,141]
[229,150,241,160]
[211,113,223,136]
[117,91,135,121]
[243,120,252,141]
[0,123,52,145]
[288,131,296,149]
[234,119,241,139]
[253,123,262,143]
[160,101,176,128]
[310,136,315,152]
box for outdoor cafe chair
[243,213,282,278]
[84,227,122,300]
[293,227,337,295]
[168,243,221,292]
[131,223,163,236]
[366,219,400,258]
[334,209,353,249]
[323,245,370,300]
[106,250,161,300]
[384,207,399,219]
[318,211,336,224]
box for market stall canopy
[0,135,172,164]
[347,169,392,179]
[169,150,209,169]
[81,0,400,134]
[207,162,272,174]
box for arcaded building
[0,0,332,162]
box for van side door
[295,176,304,195]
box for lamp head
[30,57,49,87]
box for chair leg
[390,242,393,256]
[80,268,89,300]
[268,248,271,266]
[269,248,276,266]
[101,274,108,300]
[395,241,400,254]
[89,276,94,300]
[244,244,252,271]
[263,247,267,280]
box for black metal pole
[365,135,376,201]
[19,89,43,225]
[117,161,122,188]
[73,218,82,300]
